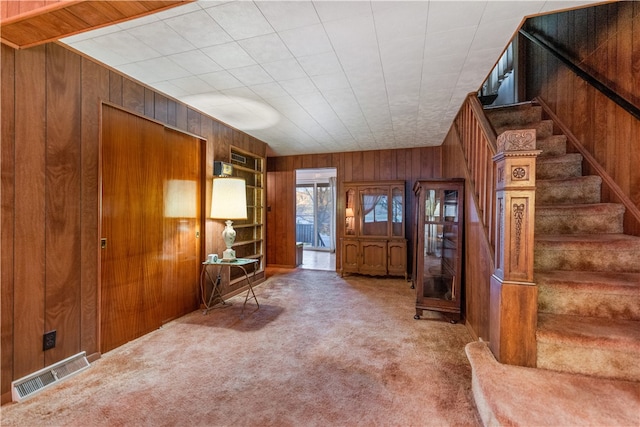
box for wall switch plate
[43,330,56,351]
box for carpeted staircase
[467,102,640,426]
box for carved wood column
[489,129,541,367]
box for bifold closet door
[101,106,165,353]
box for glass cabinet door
[421,187,460,301]
[391,186,404,237]
[359,188,389,237]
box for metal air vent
[12,352,90,402]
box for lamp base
[222,248,236,261]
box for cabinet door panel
[342,239,359,273]
[360,241,387,275]
[388,240,407,277]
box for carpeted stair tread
[535,233,640,272]
[536,175,602,205]
[495,119,553,139]
[536,270,640,294]
[537,271,640,320]
[466,341,640,427]
[484,103,542,127]
[537,313,640,351]
[536,153,583,179]
[535,203,625,234]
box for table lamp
[210,177,247,261]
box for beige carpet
[0,269,481,426]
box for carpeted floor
[0,269,481,426]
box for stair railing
[455,94,498,251]
[455,94,541,367]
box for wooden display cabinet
[341,181,407,278]
[412,179,464,322]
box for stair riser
[538,286,640,320]
[536,160,582,180]
[534,243,640,272]
[537,136,567,157]
[485,105,542,128]
[535,211,624,234]
[536,180,601,205]
[537,342,640,381]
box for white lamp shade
[164,179,197,218]
[210,177,247,219]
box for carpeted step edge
[536,313,640,381]
[495,119,553,139]
[536,175,602,205]
[536,271,640,320]
[536,153,583,179]
[535,203,625,235]
[465,341,640,427]
[537,134,567,157]
[534,234,640,272]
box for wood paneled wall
[266,148,442,270]
[524,1,640,236]
[0,41,266,403]
[442,117,493,342]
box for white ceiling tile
[62,38,131,66]
[279,24,333,57]
[119,57,190,83]
[262,59,307,81]
[480,1,546,23]
[249,82,289,100]
[426,1,486,34]
[257,1,320,31]
[313,1,372,23]
[147,2,203,20]
[280,77,318,96]
[127,21,195,55]
[167,50,222,75]
[205,2,274,40]
[239,33,293,63]
[373,1,429,41]
[294,92,328,109]
[199,70,244,91]
[424,27,476,58]
[91,31,162,64]
[472,19,522,51]
[297,52,343,77]
[150,81,190,98]
[167,76,216,95]
[311,72,351,91]
[201,43,256,69]
[229,65,274,86]
[164,10,233,48]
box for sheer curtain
[329,176,336,252]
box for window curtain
[329,176,336,252]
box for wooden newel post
[489,129,541,367]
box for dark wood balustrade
[455,94,497,254]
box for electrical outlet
[43,330,56,351]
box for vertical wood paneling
[122,79,144,115]
[108,71,122,105]
[80,57,108,359]
[1,43,16,400]
[14,45,47,378]
[45,43,82,364]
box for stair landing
[466,341,640,427]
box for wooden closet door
[100,106,164,353]
[161,128,201,323]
